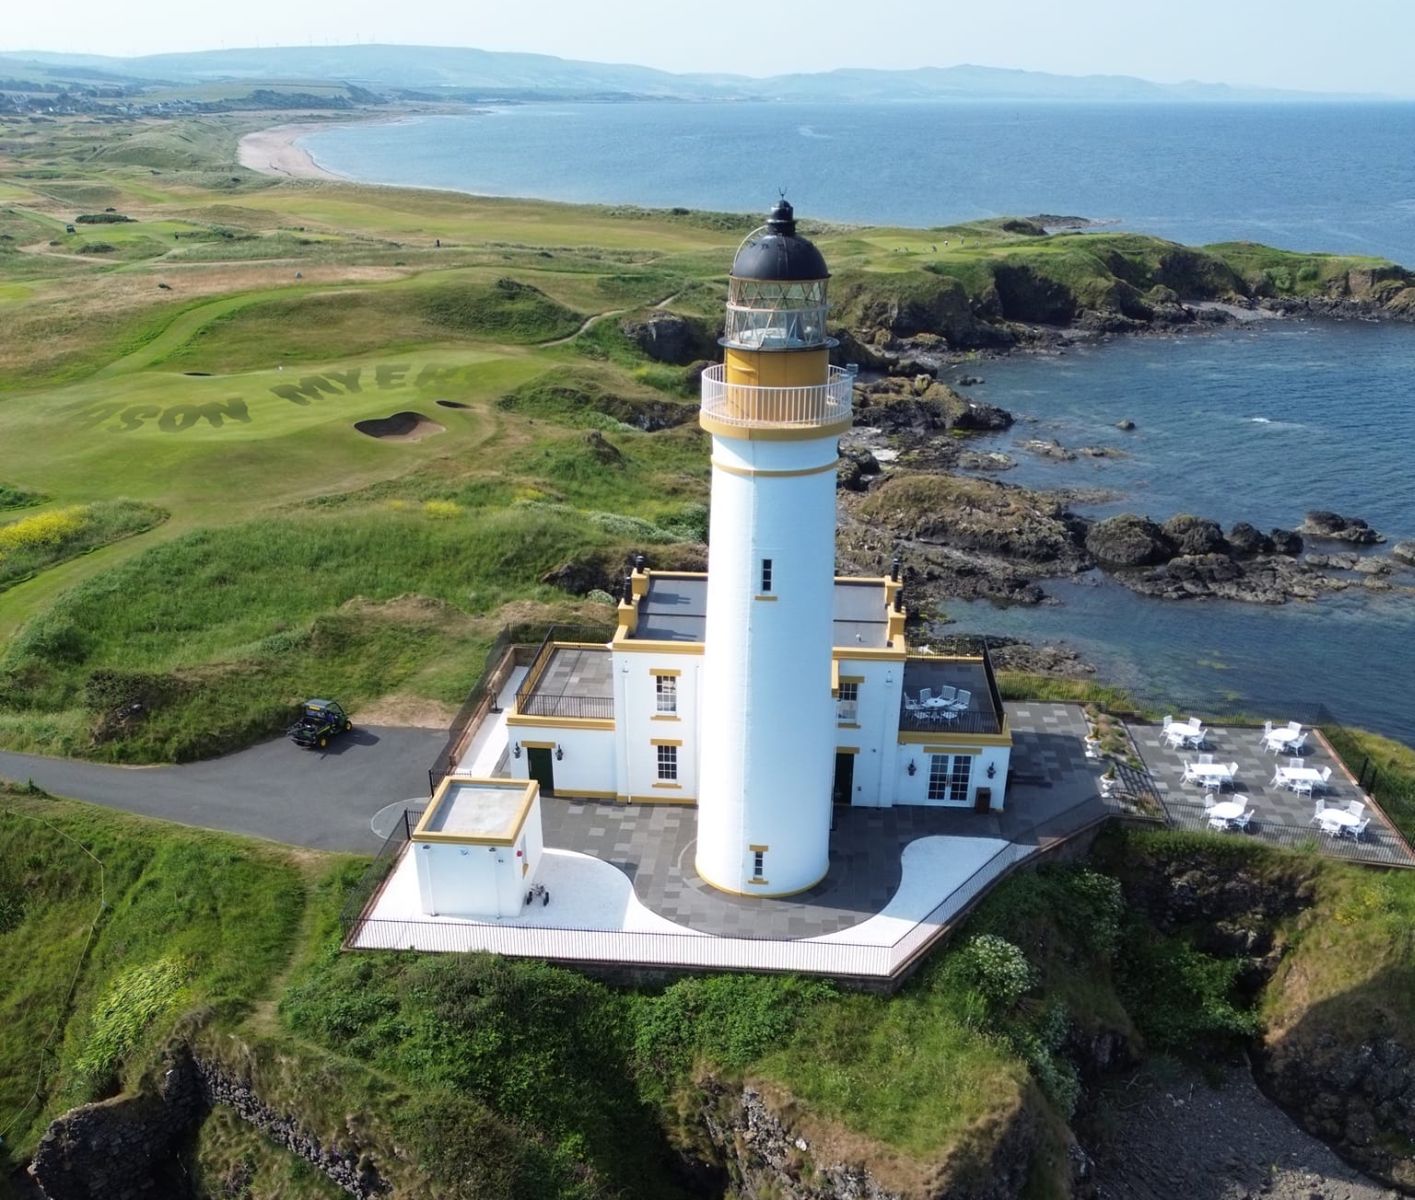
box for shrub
[421,499,461,519]
[75,212,134,224]
[954,934,1034,1012]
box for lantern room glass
[724,277,829,351]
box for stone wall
[28,1047,391,1200]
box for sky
[5,0,1415,97]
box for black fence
[339,806,424,935]
[515,693,615,721]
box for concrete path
[0,726,446,852]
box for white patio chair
[933,705,959,723]
[1345,816,1371,841]
[1287,732,1308,755]
[1347,799,1365,818]
[1202,792,1218,811]
[949,688,972,712]
[1288,757,1305,770]
[1309,798,1327,825]
[937,685,957,703]
[1229,809,1254,832]
[1317,766,1333,792]
[1292,777,1314,797]
[1271,767,1286,788]
[1207,811,1230,830]
[1182,762,1201,786]
[1198,753,1214,765]
[1225,762,1239,788]
[919,687,933,705]
[1164,726,1188,750]
[1258,720,1273,745]
[903,695,921,715]
[1162,714,1174,730]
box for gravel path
[1085,1060,1398,1200]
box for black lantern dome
[730,199,829,282]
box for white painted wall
[834,657,905,807]
[612,652,702,801]
[891,744,1011,810]
[697,431,839,895]
[504,725,616,798]
[414,793,545,919]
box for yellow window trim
[754,594,778,602]
[747,878,771,886]
[837,746,861,755]
[838,674,865,684]
[519,740,555,749]
[651,781,683,790]
[650,714,681,722]
[650,738,683,747]
[837,721,861,729]
[749,844,769,852]
[649,667,682,676]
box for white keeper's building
[503,200,1013,898]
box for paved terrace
[517,646,613,720]
[1131,721,1415,868]
[350,704,1112,979]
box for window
[656,674,677,714]
[949,755,973,804]
[837,681,859,724]
[656,744,678,782]
[927,754,973,803]
[760,558,773,593]
[927,755,949,801]
[752,850,765,879]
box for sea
[301,102,1415,740]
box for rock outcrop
[619,312,718,365]
[1085,515,1173,568]
[1299,510,1384,545]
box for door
[527,747,555,797]
[832,752,855,806]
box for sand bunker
[353,411,446,442]
[435,399,470,410]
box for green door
[527,747,556,797]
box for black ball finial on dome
[731,196,828,282]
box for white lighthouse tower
[694,199,854,896]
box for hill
[0,45,1377,102]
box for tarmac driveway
[0,726,445,852]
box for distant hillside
[0,45,1376,103]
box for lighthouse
[694,199,854,896]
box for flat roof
[900,657,1003,736]
[630,572,889,649]
[414,777,537,845]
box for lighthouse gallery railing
[700,362,853,430]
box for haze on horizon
[4,0,1414,99]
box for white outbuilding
[412,776,544,918]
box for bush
[75,212,134,224]
[954,934,1034,1012]
[1118,930,1258,1052]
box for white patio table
[1187,762,1236,789]
[1275,766,1324,792]
[1207,800,1245,824]
[1317,809,1360,835]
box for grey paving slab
[1129,720,1414,867]
[0,727,446,852]
[541,702,1109,940]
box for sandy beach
[237,123,347,180]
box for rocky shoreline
[831,374,1415,611]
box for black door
[832,753,854,806]
[527,747,555,797]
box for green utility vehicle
[287,699,353,749]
